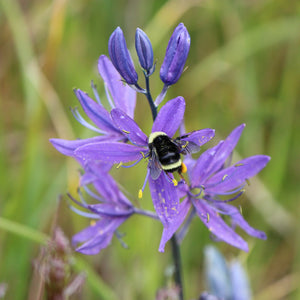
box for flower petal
[152,97,185,137]
[98,55,136,118]
[75,142,145,163]
[213,202,267,240]
[192,199,249,251]
[158,198,191,252]
[76,234,113,255]
[73,217,126,255]
[205,155,271,194]
[75,89,120,134]
[148,172,179,226]
[208,124,245,176]
[190,144,222,187]
[111,108,148,146]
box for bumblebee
[148,131,199,179]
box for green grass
[0,0,299,299]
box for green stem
[171,235,184,300]
[145,75,157,120]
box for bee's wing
[175,138,200,155]
[148,150,163,180]
[183,141,200,154]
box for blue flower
[159,124,270,252]
[50,55,136,166]
[74,97,215,227]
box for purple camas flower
[135,28,154,75]
[50,55,136,166]
[108,27,138,85]
[160,23,190,86]
[74,97,215,226]
[159,124,270,252]
[70,165,135,255]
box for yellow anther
[140,151,146,159]
[235,163,244,167]
[245,178,250,186]
[181,162,187,174]
[122,129,130,134]
[138,189,143,199]
[172,179,178,186]
[90,220,96,226]
[116,162,123,169]
[206,213,210,223]
[239,205,243,215]
[222,174,228,181]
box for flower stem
[171,235,184,300]
[144,74,157,120]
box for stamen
[118,156,144,169]
[91,80,102,105]
[69,205,100,219]
[138,189,143,199]
[234,163,244,167]
[206,213,210,223]
[245,178,250,186]
[239,205,243,215]
[139,169,150,199]
[83,186,105,202]
[104,83,115,109]
[71,107,106,134]
[172,179,178,186]
[116,162,123,169]
[122,129,130,134]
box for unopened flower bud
[108,27,138,85]
[135,28,154,75]
[160,23,190,86]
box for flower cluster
[50,23,270,256]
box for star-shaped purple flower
[70,164,134,255]
[159,124,270,252]
[74,97,215,226]
[50,55,136,166]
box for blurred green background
[0,0,299,299]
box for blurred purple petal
[148,173,179,226]
[73,217,126,255]
[98,55,136,118]
[213,202,267,240]
[75,142,145,163]
[159,198,191,252]
[205,155,271,194]
[192,199,249,251]
[152,97,185,137]
[111,108,148,146]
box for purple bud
[108,27,138,85]
[160,23,190,86]
[135,28,154,75]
